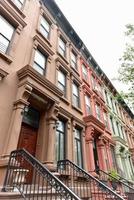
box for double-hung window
[82,64,88,81]
[95,103,101,120]
[71,51,77,69]
[56,120,65,161]
[85,95,91,115]
[33,50,47,75]
[58,70,66,97]
[74,128,83,167]
[40,16,50,39]
[103,112,108,128]
[58,37,66,57]
[110,116,115,135]
[0,16,14,54]
[72,82,80,108]
[91,75,96,89]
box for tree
[118,24,134,109]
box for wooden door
[17,123,38,183]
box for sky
[55,0,134,93]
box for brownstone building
[0,0,134,197]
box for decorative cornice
[1,0,26,27]
[84,115,105,131]
[17,65,63,98]
[33,35,54,56]
[0,68,8,79]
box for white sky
[55,0,134,93]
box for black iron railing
[96,169,134,200]
[57,160,125,200]
[2,149,80,200]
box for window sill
[57,52,69,65]
[0,52,13,64]
[36,29,52,48]
[72,105,83,114]
[71,66,80,76]
[60,96,70,105]
[82,78,90,87]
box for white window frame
[58,69,66,97]
[33,49,47,75]
[58,37,66,57]
[71,51,77,69]
[0,16,14,54]
[85,95,91,115]
[40,16,50,39]
[72,82,80,108]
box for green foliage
[118,24,134,110]
[108,169,120,181]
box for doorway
[17,107,40,183]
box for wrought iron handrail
[2,149,80,200]
[97,169,134,191]
[57,160,125,200]
[96,169,134,200]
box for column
[85,126,95,172]
[3,99,29,156]
[97,138,107,171]
[44,117,57,171]
[44,103,59,171]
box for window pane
[33,50,46,75]
[72,83,78,96]
[82,65,88,80]
[71,52,77,68]
[57,120,64,132]
[58,71,65,85]
[85,95,90,106]
[40,17,50,38]
[0,16,14,40]
[59,38,66,56]
[33,63,44,75]
[59,38,65,50]
[0,34,9,53]
[75,129,82,167]
[56,120,65,161]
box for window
[56,120,65,161]
[103,112,108,128]
[12,0,24,9]
[110,97,115,111]
[85,95,91,115]
[58,70,66,97]
[82,64,88,81]
[104,90,109,105]
[71,51,77,69]
[98,83,102,95]
[58,37,66,57]
[0,16,14,54]
[110,116,115,134]
[33,49,47,75]
[91,75,96,89]
[40,16,50,39]
[95,104,101,120]
[74,128,83,167]
[116,121,121,137]
[72,82,80,107]
[110,146,117,169]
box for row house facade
[0,0,133,185]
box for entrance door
[18,122,37,155]
[17,122,38,183]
